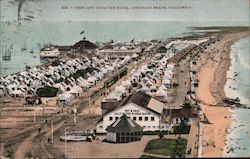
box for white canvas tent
[58,92,72,105]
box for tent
[100,68,108,74]
[10,89,24,97]
[72,85,82,94]
[155,89,167,102]
[95,72,104,80]
[115,85,127,94]
[124,55,131,62]
[121,80,131,89]
[58,92,72,105]
[87,76,97,85]
[54,83,66,92]
[131,53,139,59]
[77,79,90,88]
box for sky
[0,0,249,23]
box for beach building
[0,85,4,95]
[101,101,119,115]
[96,91,172,133]
[98,47,141,58]
[40,46,60,58]
[56,45,72,54]
[72,39,97,54]
[162,108,193,125]
[156,46,168,54]
[106,114,143,143]
[58,92,72,105]
[25,96,42,105]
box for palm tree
[159,133,164,139]
[181,102,192,109]
[177,119,188,137]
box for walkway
[185,118,199,158]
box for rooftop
[72,40,97,50]
[106,114,143,133]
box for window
[109,116,113,121]
[153,126,156,128]
[148,126,151,128]
[145,117,148,121]
[99,126,103,128]
[151,117,155,121]
[176,118,179,123]
[143,126,146,128]
[115,117,118,120]
[139,117,142,121]
[133,117,136,121]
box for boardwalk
[185,118,199,158]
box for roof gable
[97,91,164,124]
[106,114,143,132]
[104,91,163,116]
[163,108,192,118]
[157,46,167,51]
[73,40,97,50]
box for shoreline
[223,36,250,157]
[195,31,249,157]
[224,38,250,105]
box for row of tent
[103,52,176,103]
[0,56,132,100]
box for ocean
[0,20,248,76]
[224,36,250,157]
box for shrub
[173,125,190,134]
[36,86,58,97]
[68,67,95,79]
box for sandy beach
[196,31,249,157]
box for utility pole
[77,142,80,158]
[33,111,36,125]
[73,107,76,123]
[88,94,91,113]
[74,111,76,123]
[105,82,107,96]
[51,120,54,143]
[42,104,45,117]
[64,128,68,157]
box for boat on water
[2,45,12,61]
[21,41,27,51]
[21,47,27,51]
[40,46,60,59]
[30,48,34,54]
[25,65,31,70]
[223,97,248,108]
[223,97,240,104]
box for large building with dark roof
[156,46,168,54]
[72,39,98,54]
[96,91,172,133]
[162,108,194,125]
[106,114,143,143]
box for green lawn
[144,138,187,157]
